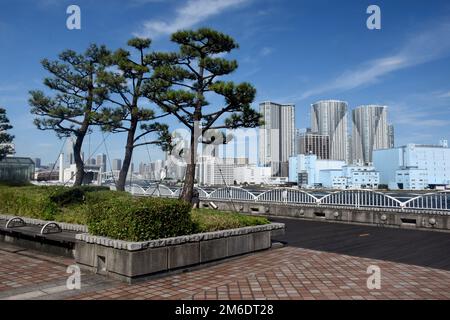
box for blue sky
[1,0,450,166]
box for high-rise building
[294,128,307,155]
[196,156,250,186]
[96,154,107,173]
[32,158,41,168]
[128,162,134,174]
[165,158,187,181]
[138,162,147,176]
[388,124,395,148]
[311,100,348,162]
[112,159,122,171]
[352,105,389,164]
[149,160,165,180]
[297,129,330,159]
[347,134,353,164]
[258,101,295,177]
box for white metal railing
[124,184,450,212]
[319,190,403,209]
[403,191,449,211]
[209,187,256,201]
[256,188,318,204]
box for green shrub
[49,187,85,206]
[0,181,33,187]
[49,185,110,206]
[84,189,130,203]
[86,197,194,242]
[0,185,116,223]
[0,186,58,220]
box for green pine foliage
[94,38,172,192]
[144,28,263,202]
[0,108,14,160]
[29,45,111,186]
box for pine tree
[29,45,110,185]
[0,108,14,161]
[145,28,261,203]
[95,38,171,191]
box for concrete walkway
[1,241,450,300]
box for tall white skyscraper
[388,124,395,148]
[352,105,390,164]
[258,101,295,177]
[97,154,107,173]
[311,100,348,162]
[112,159,122,171]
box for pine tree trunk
[116,118,137,192]
[73,86,93,187]
[181,163,195,203]
[180,129,197,203]
[73,134,85,186]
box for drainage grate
[401,218,417,225]
[97,255,106,274]
[314,212,326,218]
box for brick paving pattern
[1,245,449,300]
[0,249,70,293]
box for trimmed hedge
[86,197,194,242]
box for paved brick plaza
[1,244,449,300]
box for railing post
[355,191,359,208]
[282,189,288,204]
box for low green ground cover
[0,185,269,241]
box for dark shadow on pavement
[270,217,450,271]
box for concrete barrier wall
[74,223,285,283]
[200,200,450,232]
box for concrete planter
[74,223,285,283]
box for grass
[192,209,270,232]
[0,185,269,236]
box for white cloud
[438,91,450,98]
[130,0,166,4]
[388,100,450,128]
[295,21,450,101]
[260,47,273,56]
[135,0,251,38]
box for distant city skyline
[311,100,349,162]
[1,0,450,165]
[352,105,391,164]
[258,101,295,177]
